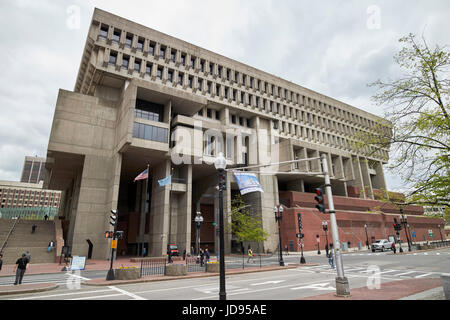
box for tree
[359,33,449,207]
[226,194,269,250]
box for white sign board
[70,256,86,271]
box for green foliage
[226,194,269,243]
[360,33,450,207]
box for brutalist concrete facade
[44,8,392,259]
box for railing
[139,258,167,277]
[0,216,21,254]
[185,255,206,273]
[429,240,450,248]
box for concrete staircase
[0,219,56,265]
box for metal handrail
[0,216,21,254]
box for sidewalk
[298,278,445,300]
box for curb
[0,283,59,296]
[85,264,312,287]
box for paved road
[1,248,448,300]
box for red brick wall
[278,192,444,252]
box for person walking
[285,245,289,256]
[0,253,3,271]
[14,254,29,285]
[205,248,210,264]
[31,224,37,234]
[199,248,205,267]
[247,247,254,263]
[391,242,397,254]
[182,249,186,261]
[328,243,335,269]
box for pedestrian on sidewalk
[44,214,49,221]
[247,247,254,263]
[285,245,289,256]
[182,249,186,261]
[0,253,3,271]
[391,242,396,254]
[25,251,31,263]
[31,224,37,234]
[200,248,205,267]
[328,243,335,269]
[14,254,29,285]
[205,248,210,264]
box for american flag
[134,168,149,182]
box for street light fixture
[274,205,285,266]
[194,211,203,255]
[364,224,370,250]
[214,152,227,301]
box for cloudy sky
[0,0,448,191]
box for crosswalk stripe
[396,271,416,276]
[414,273,433,278]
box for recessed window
[181,53,186,65]
[215,110,220,120]
[170,50,176,62]
[160,46,166,59]
[178,73,184,85]
[109,51,117,65]
[157,66,163,79]
[188,76,193,88]
[198,78,203,90]
[125,34,132,48]
[207,108,212,118]
[99,25,108,39]
[207,82,212,94]
[146,63,152,75]
[137,38,144,51]
[168,69,174,82]
[112,29,121,44]
[134,60,141,72]
[122,55,130,69]
[231,115,236,124]
[190,57,195,68]
[218,66,222,78]
[149,42,155,56]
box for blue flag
[158,175,172,187]
[233,172,263,195]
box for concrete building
[20,156,47,184]
[44,8,403,260]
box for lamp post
[400,211,411,252]
[274,205,285,266]
[194,211,203,256]
[214,152,227,301]
[322,221,328,256]
[364,224,370,250]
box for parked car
[371,239,394,252]
[168,244,179,256]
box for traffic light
[218,172,226,191]
[110,209,118,228]
[314,188,325,213]
[297,213,302,232]
[115,231,124,240]
[393,218,402,231]
[105,231,114,239]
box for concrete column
[360,158,374,200]
[175,164,193,254]
[148,159,171,257]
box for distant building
[20,156,46,184]
[0,180,61,209]
[423,206,446,218]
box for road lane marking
[414,273,433,278]
[108,286,146,300]
[395,271,416,276]
[251,280,285,286]
[12,289,113,300]
[291,282,335,291]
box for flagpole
[144,163,150,257]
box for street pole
[438,225,443,243]
[106,209,118,281]
[364,224,370,250]
[316,234,321,255]
[215,153,227,301]
[321,153,350,297]
[274,206,285,266]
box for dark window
[125,35,132,48]
[246,119,251,127]
[227,69,230,80]
[112,29,121,43]
[171,50,176,62]
[198,109,204,117]
[157,67,163,79]
[168,70,173,82]
[218,66,222,77]
[109,52,117,65]
[135,99,164,122]
[178,73,184,85]
[133,122,168,143]
[137,38,144,51]
[146,63,152,75]
[239,117,243,126]
[134,60,141,72]
[122,56,129,69]
[149,43,155,56]
[207,109,212,118]
[160,46,166,59]
[188,76,193,88]
[181,54,186,65]
[231,115,236,124]
[250,77,253,88]
[200,60,205,72]
[207,82,212,93]
[190,57,195,68]
[210,63,214,74]
[99,25,108,39]
[215,110,220,120]
[198,79,203,90]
